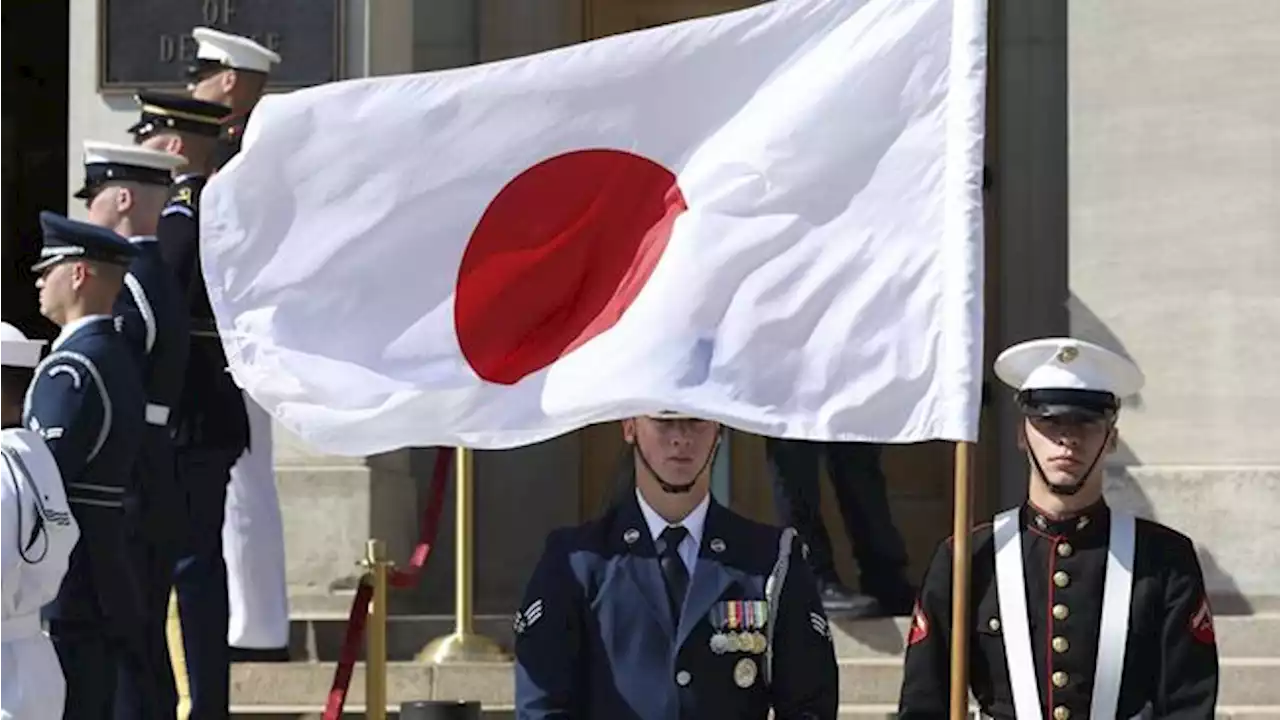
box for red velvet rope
[322,447,455,719]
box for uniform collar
[129,235,157,244]
[52,314,112,351]
[174,173,205,184]
[1023,498,1110,537]
[635,487,709,549]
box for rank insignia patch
[907,601,929,646]
[1189,594,1215,645]
[808,611,831,642]
[513,598,543,635]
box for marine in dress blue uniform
[76,137,190,718]
[23,212,148,719]
[515,412,838,720]
[898,339,1219,719]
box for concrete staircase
[229,612,1280,718]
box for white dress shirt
[50,314,112,351]
[636,489,709,576]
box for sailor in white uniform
[898,337,1219,719]
[1,322,80,720]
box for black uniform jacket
[156,174,249,455]
[515,493,839,720]
[114,237,189,541]
[898,501,1219,720]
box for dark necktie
[656,525,690,626]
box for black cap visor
[1017,388,1118,422]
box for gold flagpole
[365,539,390,719]
[419,446,509,663]
[948,441,975,720]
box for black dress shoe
[229,646,291,662]
[816,579,881,618]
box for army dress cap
[129,91,232,141]
[74,140,185,200]
[994,337,1144,420]
[32,211,140,273]
[189,27,281,75]
[1,322,47,368]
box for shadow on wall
[1072,295,1252,614]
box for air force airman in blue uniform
[515,412,839,720]
[23,212,147,718]
[76,137,192,718]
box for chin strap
[1030,426,1114,496]
[634,436,721,494]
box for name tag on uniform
[709,600,768,654]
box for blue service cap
[994,337,1144,420]
[32,211,139,273]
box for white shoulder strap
[763,526,796,688]
[994,507,1137,720]
[1091,511,1136,719]
[993,508,1041,720]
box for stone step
[229,657,1280,710]
[233,706,1280,719]
[286,611,1280,662]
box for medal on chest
[709,600,768,654]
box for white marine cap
[995,337,1144,417]
[192,27,281,73]
[75,141,186,199]
[1,322,47,369]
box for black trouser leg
[826,442,914,611]
[51,619,118,719]
[113,533,176,720]
[766,437,838,582]
[172,448,236,720]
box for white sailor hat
[190,27,281,74]
[75,141,185,200]
[994,337,1144,419]
[1,322,47,369]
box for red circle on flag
[455,148,687,385]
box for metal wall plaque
[99,0,343,91]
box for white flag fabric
[201,0,988,456]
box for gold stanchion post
[419,446,510,663]
[365,538,390,719]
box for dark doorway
[3,1,70,341]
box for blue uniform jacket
[115,237,189,543]
[23,316,146,630]
[514,493,838,720]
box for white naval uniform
[222,395,289,648]
[1,428,80,719]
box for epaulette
[169,185,194,207]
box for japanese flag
[201,0,988,456]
